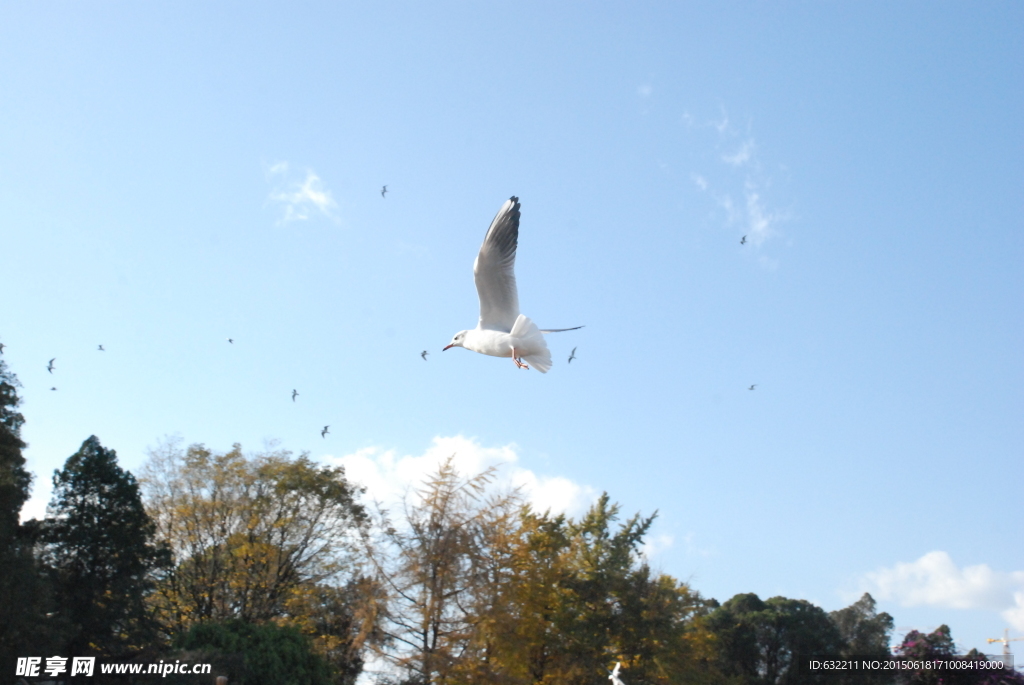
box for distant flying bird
[0,342,5,353]
[98,344,105,351]
[292,389,299,402]
[321,425,330,438]
[443,197,583,373]
[609,662,625,685]
[748,384,757,390]
[568,347,577,363]
[381,185,388,198]
[227,338,233,344]
[47,358,56,374]
[50,387,57,391]
[740,235,747,245]
[421,350,429,361]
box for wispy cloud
[861,551,1024,630]
[722,139,755,167]
[326,435,599,519]
[637,84,653,98]
[266,161,339,224]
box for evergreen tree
[42,435,170,659]
[0,353,60,676]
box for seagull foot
[511,349,530,370]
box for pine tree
[42,435,170,658]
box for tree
[142,440,373,677]
[0,354,61,676]
[830,593,893,685]
[41,435,170,658]
[174,620,334,685]
[894,625,1024,685]
[705,592,845,685]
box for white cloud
[722,139,755,167]
[862,551,1024,630]
[642,533,674,561]
[638,84,653,97]
[266,162,339,224]
[691,173,708,192]
[326,435,598,519]
[19,493,49,523]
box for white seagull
[609,662,625,685]
[443,197,582,373]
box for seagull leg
[511,347,530,370]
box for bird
[227,338,233,344]
[749,384,757,390]
[421,350,429,361]
[98,344,105,351]
[292,389,299,402]
[609,662,625,685]
[568,347,577,363]
[50,387,57,391]
[740,235,747,245]
[381,185,388,198]
[321,425,330,438]
[47,358,56,374]
[0,342,5,353]
[443,197,583,373]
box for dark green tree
[0,353,60,675]
[830,593,894,685]
[705,592,845,685]
[894,625,1024,685]
[172,620,334,685]
[42,435,170,659]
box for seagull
[98,344,105,351]
[0,343,5,353]
[292,389,299,402]
[749,384,757,390]
[443,197,582,373]
[321,425,330,438]
[568,347,577,363]
[740,235,747,245]
[227,338,233,344]
[50,387,57,391]
[609,662,625,685]
[47,358,56,374]
[381,185,388,198]
[421,350,429,361]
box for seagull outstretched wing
[474,197,521,332]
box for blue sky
[2,1,1022,657]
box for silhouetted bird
[321,425,330,438]
[381,185,388,198]
[50,387,57,391]
[748,384,757,390]
[98,344,105,351]
[740,235,747,245]
[421,350,429,360]
[227,338,234,344]
[568,347,577,363]
[292,389,299,402]
[47,358,56,374]
[0,343,5,353]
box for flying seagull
[609,662,625,685]
[50,387,57,391]
[0,343,5,353]
[568,347,577,363]
[381,185,388,198]
[443,197,582,372]
[98,344,105,351]
[321,425,330,438]
[421,350,429,360]
[47,358,56,374]
[749,384,757,390]
[292,389,299,402]
[740,235,747,245]
[227,338,233,344]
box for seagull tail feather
[511,314,552,373]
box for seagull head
[443,331,468,351]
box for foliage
[41,435,171,658]
[704,592,845,685]
[894,625,1024,685]
[173,619,334,685]
[830,593,894,685]
[142,440,374,679]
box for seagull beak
[443,344,454,351]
